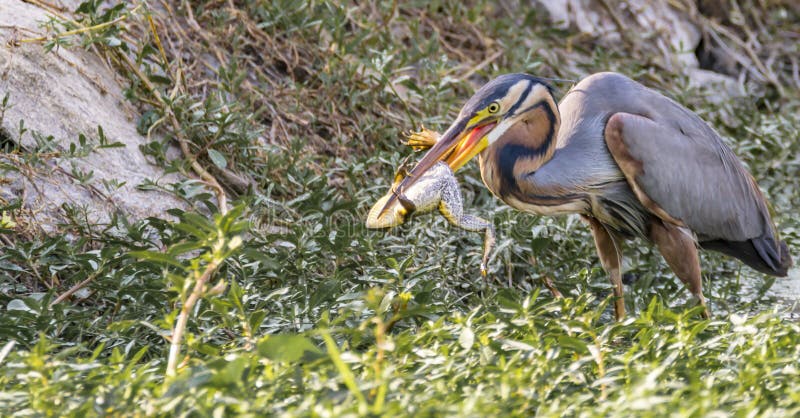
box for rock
[536,0,619,39]
[533,0,743,97]
[0,1,186,233]
[686,68,745,102]
[625,1,701,70]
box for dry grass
[0,1,798,416]
[131,0,798,154]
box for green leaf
[208,149,227,170]
[136,110,160,135]
[558,335,589,355]
[459,326,475,350]
[167,241,204,257]
[257,334,322,363]
[7,299,37,314]
[129,250,187,270]
[209,356,248,386]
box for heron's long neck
[478,98,565,202]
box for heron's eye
[487,102,500,114]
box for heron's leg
[404,127,440,151]
[650,220,709,318]
[584,216,626,320]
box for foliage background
[1,0,799,416]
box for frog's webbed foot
[479,222,496,277]
[404,127,441,151]
[389,156,418,215]
[392,155,414,186]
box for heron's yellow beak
[376,118,496,217]
[444,122,496,171]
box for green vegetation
[1,1,799,416]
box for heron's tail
[702,236,793,277]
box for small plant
[1,0,798,416]
[132,205,248,379]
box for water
[768,267,800,317]
[736,267,800,320]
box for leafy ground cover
[1,1,799,416]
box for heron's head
[378,74,556,216]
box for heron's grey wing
[604,111,772,243]
[604,111,793,275]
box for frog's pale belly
[401,166,450,214]
[366,163,453,229]
[365,162,496,274]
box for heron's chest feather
[479,153,591,215]
[504,195,589,215]
[588,189,651,238]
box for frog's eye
[487,102,500,114]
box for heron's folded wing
[604,112,772,243]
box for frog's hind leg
[456,214,496,277]
[438,178,496,276]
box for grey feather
[554,72,773,242]
[477,72,790,275]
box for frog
[366,152,496,276]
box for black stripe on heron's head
[506,82,534,117]
[462,74,554,116]
[495,101,558,197]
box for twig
[145,17,229,214]
[457,49,503,82]
[15,6,141,44]
[165,258,221,379]
[147,15,172,79]
[115,51,229,214]
[706,18,784,95]
[597,0,635,46]
[181,0,227,72]
[22,0,70,19]
[668,0,786,96]
[50,269,102,307]
[0,233,13,247]
[12,3,229,212]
